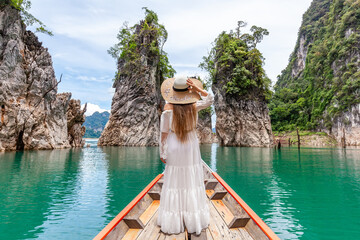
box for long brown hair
[171,103,197,143]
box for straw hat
[161,76,203,104]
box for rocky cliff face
[67,100,86,147]
[200,23,273,147]
[276,0,331,87]
[98,23,162,146]
[0,5,85,151]
[212,84,273,147]
[196,110,216,144]
[272,0,360,145]
[321,103,360,146]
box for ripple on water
[0,144,360,239]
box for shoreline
[273,130,339,147]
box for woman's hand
[186,78,201,92]
[186,78,208,97]
[160,158,166,164]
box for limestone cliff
[201,23,273,147]
[212,84,273,147]
[98,61,161,146]
[272,0,360,145]
[67,100,86,147]
[321,103,360,146]
[98,9,174,146]
[0,5,85,151]
[196,109,216,144]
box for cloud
[29,0,313,110]
[82,103,110,116]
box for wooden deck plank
[190,229,207,240]
[208,198,246,240]
[206,190,214,198]
[205,229,213,240]
[211,199,234,226]
[211,172,279,240]
[122,229,142,240]
[99,162,279,240]
[136,211,161,240]
[157,234,166,240]
[244,219,269,240]
[139,200,160,226]
[206,199,224,240]
[157,230,187,240]
[104,221,129,240]
[95,174,164,240]
[163,232,186,240]
[237,228,254,240]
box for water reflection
[0,149,81,239]
[34,147,110,239]
[99,146,163,226]
[271,147,360,239]
[210,143,217,171]
[1,144,360,239]
[211,146,304,239]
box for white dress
[157,91,214,235]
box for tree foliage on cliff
[108,8,175,81]
[1,0,53,35]
[199,21,271,102]
[270,0,360,131]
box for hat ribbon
[172,86,189,92]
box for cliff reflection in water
[0,145,163,240]
[1,144,360,239]
[99,146,163,219]
[0,149,82,239]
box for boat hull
[93,161,279,240]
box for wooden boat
[94,161,280,240]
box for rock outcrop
[273,0,360,145]
[212,84,273,147]
[196,110,217,144]
[321,103,360,146]
[200,22,273,147]
[98,22,163,146]
[276,0,331,89]
[67,100,86,147]
[0,5,85,151]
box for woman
[157,76,214,235]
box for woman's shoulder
[162,103,173,114]
[164,103,173,111]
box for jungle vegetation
[108,8,175,82]
[269,0,360,131]
[2,0,53,35]
[199,21,272,102]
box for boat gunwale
[93,173,164,240]
[211,171,280,240]
[94,161,279,240]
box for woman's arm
[186,79,208,97]
[159,110,171,163]
[186,78,214,111]
[160,132,168,164]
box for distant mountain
[84,111,110,138]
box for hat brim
[161,78,204,104]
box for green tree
[270,0,360,131]
[200,21,271,102]
[108,7,175,81]
[3,0,53,36]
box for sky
[28,0,313,115]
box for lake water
[0,140,359,240]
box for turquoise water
[0,140,359,239]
